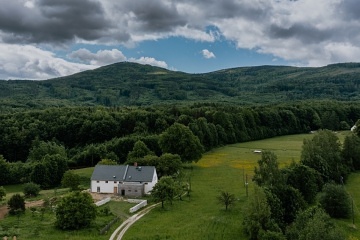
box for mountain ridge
[1,62,360,111]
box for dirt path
[0,200,44,220]
[109,203,160,240]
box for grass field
[123,131,359,239]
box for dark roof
[91,165,156,182]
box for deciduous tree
[159,123,204,163]
[319,183,351,218]
[8,194,25,215]
[55,191,96,230]
[151,176,177,208]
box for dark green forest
[1,62,360,111]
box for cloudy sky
[1,0,360,80]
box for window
[105,181,108,183]
[97,187,100,193]
[114,181,117,184]
[135,190,138,192]
[96,181,99,183]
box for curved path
[109,203,160,240]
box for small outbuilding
[91,164,158,197]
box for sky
[1,0,360,80]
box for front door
[121,189,125,196]
[114,187,118,194]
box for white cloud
[0,44,94,80]
[129,57,168,68]
[202,49,216,59]
[68,49,126,66]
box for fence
[128,199,147,213]
[99,216,120,235]
[95,197,111,207]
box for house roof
[91,165,156,182]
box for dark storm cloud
[269,23,332,44]
[339,0,360,20]
[120,0,187,32]
[0,0,128,44]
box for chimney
[134,162,138,167]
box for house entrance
[97,187,100,193]
[121,189,125,196]
[114,187,118,194]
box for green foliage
[61,171,81,191]
[97,159,118,165]
[0,155,10,185]
[243,186,283,240]
[300,129,345,183]
[285,163,323,204]
[27,140,67,163]
[216,191,236,211]
[8,193,25,215]
[23,182,41,197]
[151,176,177,208]
[286,206,345,240]
[342,133,360,171]
[127,140,154,162]
[55,191,97,230]
[319,183,352,218]
[0,186,6,201]
[159,123,204,163]
[253,151,282,187]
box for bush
[23,182,41,197]
[8,194,25,215]
[319,183,351,218]
[61,171,81,191]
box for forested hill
[1,62,360,111]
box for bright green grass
[123,131,353,240]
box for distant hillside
[1,62,360,111]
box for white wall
[91,180,119,193]
[144,171,158,194]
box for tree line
[0,100,360,187]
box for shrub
[8,194,25,215]
[23,182,41,197]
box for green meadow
[123,131,360,240]
[1,131,359,239]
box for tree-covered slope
[1,62,360,111]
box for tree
[342,134,360,171]
[319,183,351,218]
[27,140,67,163]
[217,191,236,211]
[23,182,41,197]
[8,194,25,215]
[253,151,282,187]
[61,171,81,191]
[159,123,204,163]
[0,186,6,201]
[55,191,97,230]
[243,186,282,240]
[151,176,177,208]
[286,206,345,240]
[300,130,344,183]
[127,140,154,162]
[285,163,323,204]
[0,155,10,185]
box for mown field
[1,131,358,239]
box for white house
[91,164,158,197]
